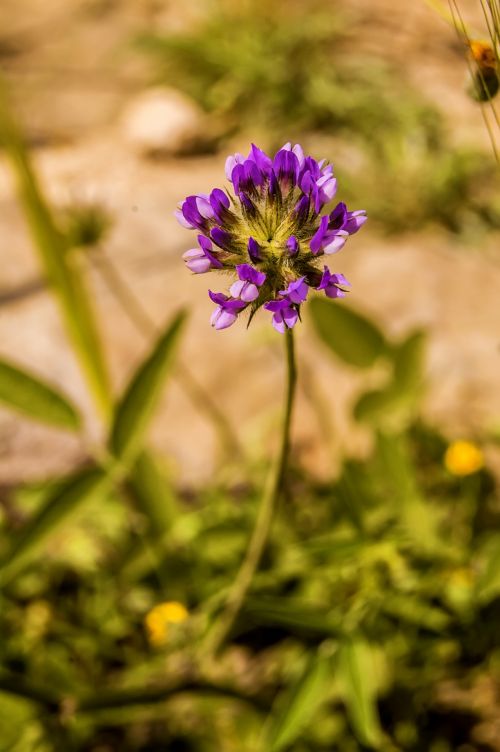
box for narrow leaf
[110,310,187,463]
[0,77,111,419]
[266,648,333,752]
[338,637,382,749]
[0,358,80,430]
[309,298,388,369]
[0,466,108,584]
[391,330,426,393]
[127,450,179,537]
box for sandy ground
[0,0,499,485]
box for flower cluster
[177,143,366,332]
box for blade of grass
[0,76,112,420]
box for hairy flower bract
[177,143,366,332]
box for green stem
[206,328,297,656]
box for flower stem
[206,328,297,656]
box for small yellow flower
[444,440,484,477]
[144,601,188,647]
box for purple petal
[292,144,305,167]
[229,280,245,299]
[286,236,299,256]
[225,153,245,180]
[330,272,350,287]
[316,266,332,290]
[236,263,266,286]
[345,210,367,234]
[198,234,212,252]
[250,144,273,176]
[282,306,299,329]
[212,308,238,330]
[175,208,192,228]
[323,231,348,254]
[210,188,230,222]
[240,282,259,302]
[310,215,329,254]
[329,202,347,230]
[325,286,346,299]
[183,249,211,274]
[247,236,261,263]
[208,290,228,305]
[264,299,289,313]
[293,195,310,222]
[271,312,286,334]
[273,149,299,186]
[210,227,232,250]
[282,277,308,304]
[195,195,215,219]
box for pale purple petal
[213,309,238,329]
[229,280,245,298]
[175,208,192,228]
[272,312,286,334]
[196,195,215,219]
[282,307,298,328]
[225,153,245,180]
[345,210,367,234]
[240,282,259,302]
[323,231,348,254]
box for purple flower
[280,277,309,304]
[310,215,348,256]
[264,299,299,334]
[177,194,214,231]
[178,143,366,331]
[208,291,247,330]
[183,235,223,273]
[316,266,350,298]
[230,264,266,302]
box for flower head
[444,440,484,477]
[177,143,366,332]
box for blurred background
[0,0,500,750]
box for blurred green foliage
[136,0,500,236]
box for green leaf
[338,637,382,749]
[353,330,426,424]
[476,535,500,605]
[127,450,179,537]
[266,647,333,752]
[391,329,426,393]
[354,388,397,423]
[109,310,187,463]
[0,78,111,420]
[243,597,342,637]
[0,358,81,430]
[309,298,388,369]
[0,466,108,584]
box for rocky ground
[0,0,499,485]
